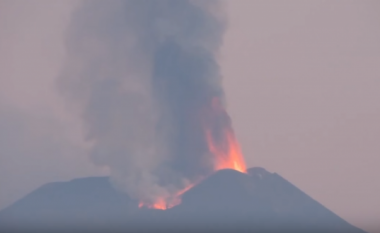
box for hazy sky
[0,1,379,232]
[221,1,380,232]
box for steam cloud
[59,0,227,205]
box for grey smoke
[59,0,226,205]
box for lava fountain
[204,97,247,173]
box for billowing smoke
[59,0,228,206]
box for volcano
[0,167,366,233]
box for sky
[0,0,379,232]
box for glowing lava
[138,97,247,210]
[138,184,196,210]
[204,97,247,173]
[139,198,166,210]
[205,127,246,173]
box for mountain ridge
[0,167,367,233]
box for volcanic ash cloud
[59,0,244,208]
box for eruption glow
[205,97,247,173]
[206,130,246,173]
[138,183,196,210]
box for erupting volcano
[60,0,247,216]
[0,1,371,232]
[138,97,247,210]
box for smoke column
[59,0,242,207]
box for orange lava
[205,127,246,173]
[138,97,247,210]
[205,97,247,173]
[138,183,196,210]
[139,198,167,210]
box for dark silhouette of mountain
[0,168,367,233]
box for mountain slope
[0,168,366,233]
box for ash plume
[59,0,227,205]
